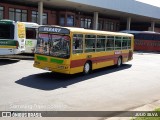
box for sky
[136,0,160,7]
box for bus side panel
[91,50,131,69]
[135,39,160,52]
[70,54,87,74]
[0,48,14,55]
[70,50,131,74]
[25,39,37,53]
[120,50,133,62]
[92,51,114,70]
[70,66,84,74]
[92,60,114,70]
[70,52,115,74]
[0,40,17,55]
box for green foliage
[131,108,160,120]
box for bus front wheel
[83,62,91,74]
[117,57,122,67]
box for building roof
[3,0,160,23]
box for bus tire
[117,56,122,67]
[83,62,91,74]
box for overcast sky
[136,0,160,7]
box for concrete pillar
[151,21,155,31]
[126,17,131,30]
[93,12,98,30]
[38,1,43,25]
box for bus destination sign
[38,26,70,34]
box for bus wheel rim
[84,63,90,73]
[118,58,121,66]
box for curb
[105,100,160,120]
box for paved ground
[0,52,160,120]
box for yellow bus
[34,26,134,74]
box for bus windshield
[0,24,14,39]
[35,33,70,58]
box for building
[0,0,160,32]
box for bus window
[36,33,50,55]
[50,35,70,58]
[96,35,105,52]
[128,38,131,49]
[154,34,160,40]
[73,34,83,54]
[122,37,128,49]
[135,33,154,40]
[85,35,96,53]
[106,36,114,50]
[115,36,122,50]
[26,28,36,39]
[0,24,14,39]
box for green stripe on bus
[0,20,14,24]
[50,58,63,64]
[0,40,17,46]
[37,56,48,61]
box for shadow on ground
[0,59,20,66]
[15,64,132,91]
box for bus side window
[75,38,79,49]
[122,37,131,49]
[106,36,114,50]
[26,28,36,39]
[128,38,131,49]
[73,34,83,54]
[122,39,128,49]
[96,35,105,52]
[85,35,96,53]
[115,36,122,50]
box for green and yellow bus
[34,26,134,74]
[0,19,26,55]
[0,19,39,55]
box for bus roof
[120,30,160,35]
[64,27,133,37]
[0,20,39,28]
[38,25,133,37]
[0,19,15,24]
[21,22,39,28]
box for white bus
[0,20,39,56]
[22,22,39,53]
[0,19,26,55]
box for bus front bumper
[33,61,70,74]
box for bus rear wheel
[117,57,122,67]
[83,62,91,74]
